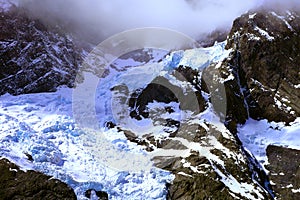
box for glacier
[1,36,298,199]
[0,42,229,199]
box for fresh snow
[238,118,300,169]
[0,87,174,200]
[249,13,257,19]
[0,42,232,199]
[292,188,300,193]
[295,84,300,89]
[254,26,275,41]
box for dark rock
[0,158,76,200]
[225,10,300,123]
[203,61,249,133]
[128,66,207,120]
[128,77,179,120]
[105,121,116,129]
[85,189,109,200]
[266,145,300,200]
[0,8,82,96]
[24,153,34,162]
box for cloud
[260,0,300,10]
[18,0,296,43]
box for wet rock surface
[0,158,76,200]
[266,145,300,200]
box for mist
[17,0,300,43]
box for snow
[271,11,294,31]
[177,171,193,177]
[0,40,269,199]
[0,42,232,199]
[254,26,275,41]
[219,73,235,83]
[214,167,265,200]
[238,118,300,168]
[246,33,261,41]
[0,88,174,199]
[292,188,300,193]
[249,13,257,19]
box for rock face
[0,7,82,95]
[119,9,300,199]
[225,10,300,124]
[128,66,207,120]
[1,2,300,199]
[114,65,272,199]
[266,145,300,200]
[85,189,109,200]
[0,158,76,199]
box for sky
[17,0,299,42]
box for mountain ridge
[0,2,300,200]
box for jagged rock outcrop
[111,65,272,199]
[85,189,109,200]
[0,158,76,199]
[128,66,207,120]
[225,10,300,124]
[266,145,300,200]
[1,2,299,199]
[0,7,82,95]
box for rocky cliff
[266,145,300,200]
[225,9,300,124]
[0,158,76,199]
[0,6,82,95]
[0,2,300,200]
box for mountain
[226,9,300,124]
[0,158,76,199]
[0,4,82,95]
[0,1,300,200]
[220,8,300,199]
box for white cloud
[18,0,298,42]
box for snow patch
[238,118,300,168]
[271,11,294,31]
[254,26,274,41]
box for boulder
[0,158,76,199]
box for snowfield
[238,117,300,170]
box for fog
[17,0,300,43]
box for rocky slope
[0,6,82,95]
[266,145,300,200]
[117,65,272,199]
[225,9,300,124]
[0,158,76,199]
[120,8,300,199]
[1,1,300,200]
[214,8,300,200]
